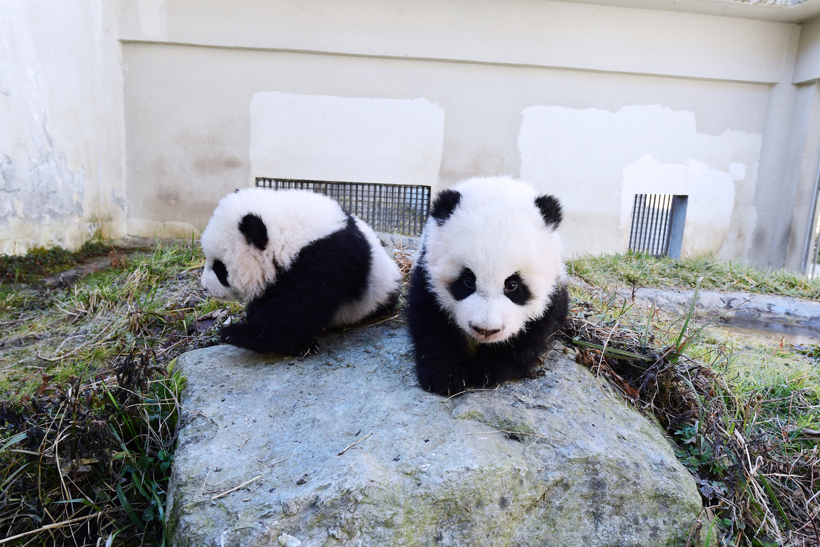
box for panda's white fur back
[422,176,565,343]
[201,188,348,302]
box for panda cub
[408,176,569,396]
[201,187,402,355]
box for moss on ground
[0,240,114,284]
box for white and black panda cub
[407,176,569,396]
[201,187,402,355]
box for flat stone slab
[168,321,702,546]
[619,287,820,328]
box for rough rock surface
[168,321,702,546]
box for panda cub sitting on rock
[201,187,402,355]
[408,176,569,396]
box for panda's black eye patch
[503,273,531,306]
[448,268,477,301]
[212,259,230,287]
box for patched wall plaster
[249,92,444,187]
[621,155,741,257]
[518,105,762,258]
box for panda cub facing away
[408,176,569,396]
[201,187,402,355]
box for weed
[0,242,235,545]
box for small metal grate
[256,178,430,236]
[628,194,688,258]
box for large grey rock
[168,321,702,546]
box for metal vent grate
[256,178,430,236]
[628,194,688,258]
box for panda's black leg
[407,266,473,396]
[471,284,570,386]
[219,288,335,355]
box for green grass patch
[0,242,240,545]
[0,241,114,284]
[568,252,820,300]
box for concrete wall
[0,0,126,255]
[778,15,820,272]
[4,0,820,269]
[119,0,792,260]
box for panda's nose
[470,324,501,336]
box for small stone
[278,532,302,547]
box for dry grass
[565,279,820,546]
[0,243,238,546]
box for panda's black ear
[535,195,562,229]
[430,189,462,226]
[238,213,268,250]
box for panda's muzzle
[469,324,501,337]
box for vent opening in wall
[628,194,688,258]
[256,178,431,236]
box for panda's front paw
[420,371,471,397]
[296,342,320,358]
[218,323,255,347]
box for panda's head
[422,176,565,344]
[200,189,278,303]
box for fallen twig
[0,512,104,544]
[338,433,372,456]
[210,475,262,501]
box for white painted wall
[0,0,126,255]
[795,14,820,83]
[115,0,802,261]
[249,93,444,187]
[122,0,796,83]
[122,38,771,257]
